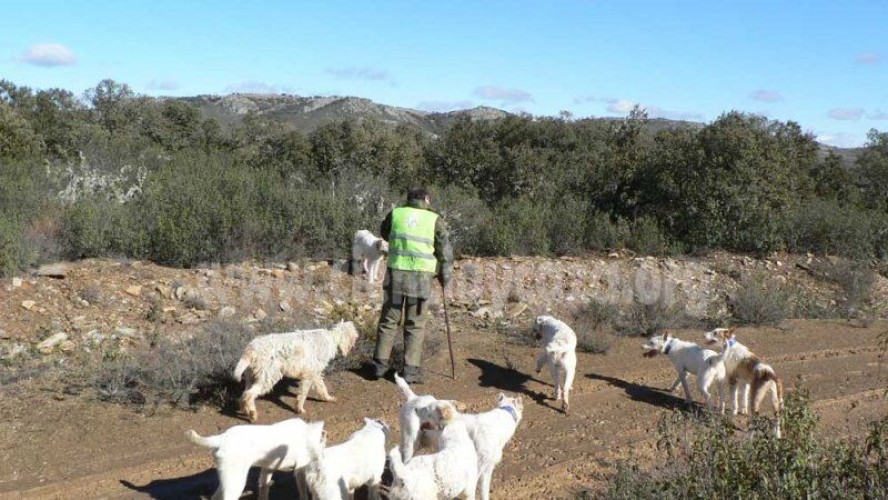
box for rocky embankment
[1,253,886,364]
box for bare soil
[0,258,886,499]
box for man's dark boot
[370,358,389,380]
[402,365,424,384]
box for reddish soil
[1,320,885,499]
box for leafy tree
[0,103,43,160]
[810,151,859,204]
[646,112,818,252]
[84,79,136,136]
[857,129,888,212]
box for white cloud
[647,107,704,121]
[602,98,702,121]
[416,100,474,112]
[473,85,533,103]
[147,79,178,91]
[224,81,282,94]
[326,67,390,81]
[827,108,865,120]
[606,99,638,114]
[750,90,783,102]
[855,52,882,64]
[572,95,607,104]
[816,132,862,148]
[20,43,77,67]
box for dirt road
[1,319,885,499]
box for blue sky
[1,0,885,147]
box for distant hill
[175,93,862,163]
[177,93,508,137]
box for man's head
[407,187,431,206]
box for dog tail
[186,430,221,449]
[388,447,407,482]
[756,364,785,412]
[233,349,253,382]
[394,373,416,401]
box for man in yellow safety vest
[370,187,453,383]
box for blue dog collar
[498,405,519,422]
[727,338,737,348]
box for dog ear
[496,392,506,404]
[727,327,737,338]
[452,400,467,412]
[661,331,669,340]
[439,403,455,422]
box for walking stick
[441,282,457,380]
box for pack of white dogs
[187,312,782,499]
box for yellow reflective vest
[387,207,439,273]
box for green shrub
[474,197,550,257]
[569,299,618,353]
[615,296,692,337]
[95,319,255,408]
[784,200,882,259]
[0,217,25,277]
[729,274,791,326]
[604,390,888,499]
[627,216,679,256]
[820,259,876,321]
[586,211,632,251]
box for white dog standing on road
[186,418,325,500]
[642,331,727,413]
[304,418,389,500]
[234,321,359,421]
[388,402,479,500]
[352,229,388,282]
[533,315,578,412]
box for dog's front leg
[294,468,309,500]
[258,467,273,500]
[728,381,739,415]
[740,383,751,415]
[478,464,495,500]
[368,480,382,500]
[549,363,561,401]
[312,375,337,402]
[677,372,693,408]
[534,352,546,374]
[295,379,313,414]
[668,377,682,393]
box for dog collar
[663,338,674,355]
[498,405,519,423]
[727,338,737,348]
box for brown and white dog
[704,327,784,436]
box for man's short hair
[407,187,430,201]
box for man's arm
[379,211,393,241]
[434,217,454,285]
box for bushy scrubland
[2,78,888,277]
[604,390,888,499]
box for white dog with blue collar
[642,331,727,413]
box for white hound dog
[186,418,324,500]
[642,331,727,413]
[234,321,359,421]
[533,315,578,412]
